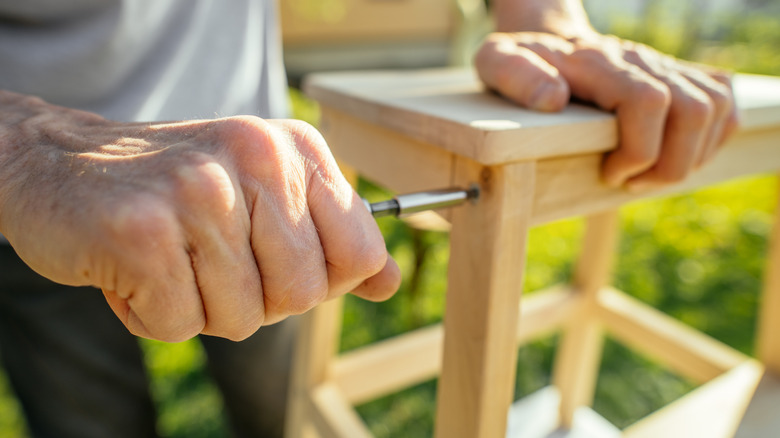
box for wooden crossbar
[331,284,580,405]
[598,287,750,384]
[309,383,373,438]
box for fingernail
[529,82,562,112]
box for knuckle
[286,270,329,315]
[218,116,280,160]
[707,85,733,112]
[679,95,715,126]
[19,94,46,107]
[282,119,330,158]
[618,145,660,169]
[170,155,235,212]
[631,80,671,112]
[144,286,206,342]
[474,40,498,69]
[221,321,262,342]
[725,110,740,133]
[221,114,271,132]
[571,46,610,64]
[104,197,178,250]
[344,235,388,279]
[155,317,205,343]
[655,165,689,184]
[475,34,513,68]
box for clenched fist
[0,91,401,342]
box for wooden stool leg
[553,210,620,428]
[434,160,536,438]
[285,299,345,438]
[757,177,780,373]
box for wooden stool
[284,69,780,438]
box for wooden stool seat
[285,68,780,438]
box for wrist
[0,91,94,239]
[493,0,596,39]
[0,91,38,238]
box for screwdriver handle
[363,186,480,218]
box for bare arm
[477,0,738,191]
[0,90,401,342]
[493,0,593,37]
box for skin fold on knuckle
[340,230,388,282]
[722,109,740,140]
[675,91,715,131]
[102,196,180,259]
[474,34,511,79]
[475,36,524,91]
[256,222,329,317]
[706,84,739,144]
[706,82,734,115]
[605,144,659,186]
[648,161,690,185]
[167,161,243,233]
[628,75,672,115]
[354,258,401,303]
[129,296,205,343]
[215,116,283,178]
[214,318,263,342]
[622,144,661,170]
[269,264,329,317]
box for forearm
[492,0,594,37]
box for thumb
[475,34,570,112]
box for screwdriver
[362,185,480,218]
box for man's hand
[0,91,401,342]
[475,2,738,191]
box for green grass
[1,3,779,436]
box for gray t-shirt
[0,0,289,244]
[0,0,288,121]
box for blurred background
[1,0,779,436]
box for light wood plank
[321,107,455,197]
[623,361,767,438]
[756,177,780,374]
[515,284,581,345]
[309,383,373,438]
[401,211,452,232]
[306,70,617,164]
[435,158,536,438]
[281,0,453,46]
[598,288,749,384]
[532,128,780,226]
[553,211,620,427]
[306,70,780,165]
[733,74,780,130]
[331,284,579,405]
[333,324,442,406]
